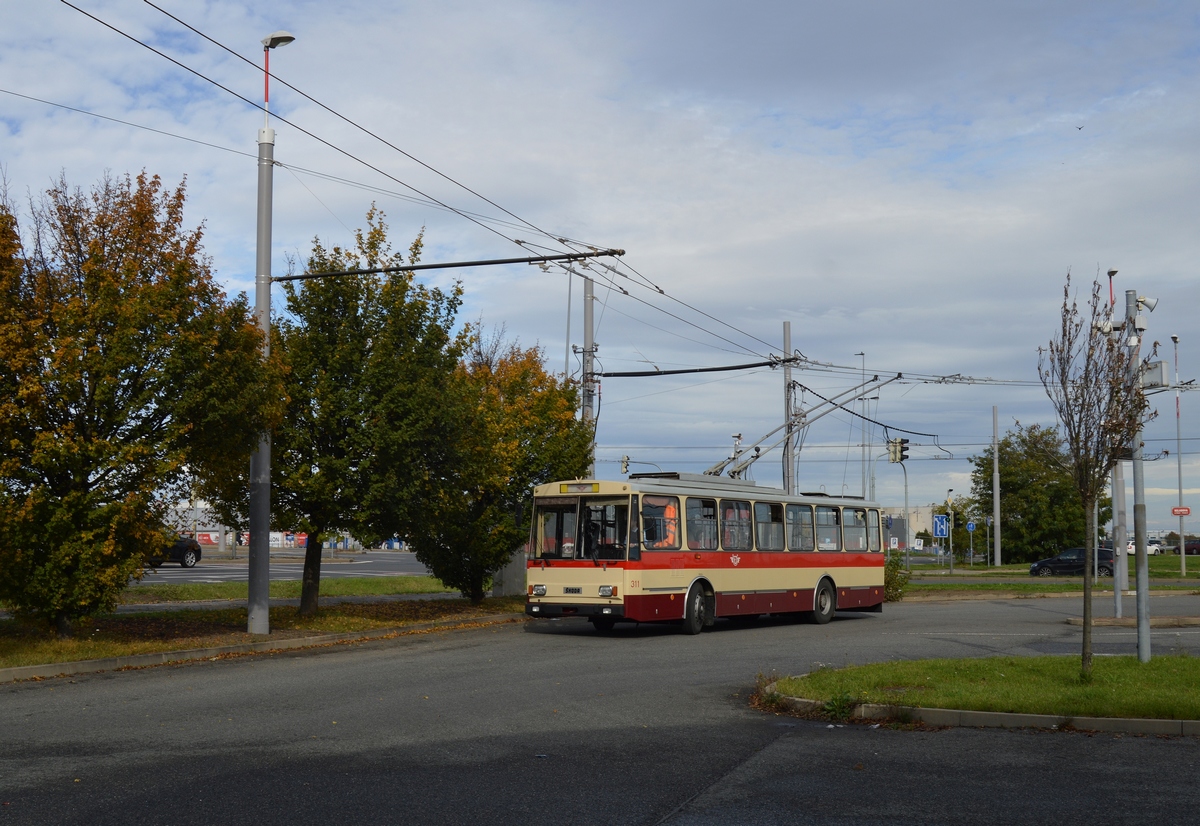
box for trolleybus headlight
[598,585,617,598]
[532,584,547,597]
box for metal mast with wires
[248,29,294,636]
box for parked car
[1029,547,1114,577]
[1183,541,1200,556]
[146,535,202,568]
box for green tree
[970,423,1111,564]
[271,208,466,615]
[402,331,592,602]
[0,172,279,635]
[267,210,468,614]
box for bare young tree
[1039,272,1150,678]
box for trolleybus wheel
[590,617,616,633]
[812,580,835,625]
[681,583,706,635]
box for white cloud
[3,0,1199,527]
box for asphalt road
[4,595,1200,825]
[132,550,432,585]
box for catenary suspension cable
[140,0,571,251]
[62,2,779,363]
[59,0,551,252]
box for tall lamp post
[1173,334,1186,577]
[248,29,295,636]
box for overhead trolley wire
[0,87,257,159]
[140,0,576,253]
[62,0,808,366]
[59,0,547,252]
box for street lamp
[248,29,295,636]
[1173,334,1185,577]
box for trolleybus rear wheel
[681,583,706,635]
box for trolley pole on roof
[783,322,794,495]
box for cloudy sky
[4,0,1200,532]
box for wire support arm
[274,249,625,282]
[598,356,800,379]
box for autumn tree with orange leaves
[0,173,281,636]
[401,329,592,603]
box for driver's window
[642,496,681,550]
[580,499,631,561]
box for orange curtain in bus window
[644,496,680,549]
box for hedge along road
[4,594,1200,826]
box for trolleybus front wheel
[681,583,707,635]
[811,580,836,625]
[590,617,616,633]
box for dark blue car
[1029,547,1113,577]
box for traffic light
[897,438,909,462]
[620,455,629,474]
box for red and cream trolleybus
[525,472,885,633]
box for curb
[1065,616,1200,627]
[765,686,1200,737]
[0,613,525,684]
[904,589,1199,602]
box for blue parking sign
[933,514,949,538]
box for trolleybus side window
[816,506,842,551]
[721,500,753,551]
[580,497,631,561]
[642,495,681,550]
[844,507,868,551]
[685,497,719,550]
[754,502,785,551]
[786,504,815,551]
[868,509,882,552]
[533,497,578,558]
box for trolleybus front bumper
[526,602,625,620]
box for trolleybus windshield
[532,496,631,561]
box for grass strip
[0,595,524,670]
[774,655,1200,720]
[121,575,451,604]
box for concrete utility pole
[947,489,954,575]
[1113,462,1127,618]
[992,405,1001,566]
[783,322,793,495]
[582,275,596,477]
[1173,334,1186,577]
[248,29,295,636]
[857,353,866,497]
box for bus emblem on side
[730,555,741,567]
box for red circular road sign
[1172,506,1191,516]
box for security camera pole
[1126,289,1151,662]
